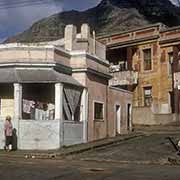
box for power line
[0,0,60,10]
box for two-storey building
[0,24,132,150]
[99,23,180,127]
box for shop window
[143,49,152,71]
[94,102,104,120]
[144,87,152,107]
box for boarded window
[143,49,152,71]
[94,102,104,120]
[144,87,152,107]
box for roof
[0,68,83,87]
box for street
[1,133,180,180]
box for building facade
[99,23,180,127]
[0,24,132,150]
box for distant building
[99,23,180,127]
[0,24,132,150]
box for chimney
[64,24,77,51]
[81,24,90,39]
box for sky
[0,0,101,42]
[0,0,178,42]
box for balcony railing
[109,62,127,72]
[109,64,138,86]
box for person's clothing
[4,120,13,137]
[5,136,13,146]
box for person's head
[6,115,11,122]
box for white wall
[0,119,84,150]
[19,120,60,150]
[63,121,83,146]
[0,121,5,149]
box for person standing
[4,116,13,152]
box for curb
[0,133,144,160]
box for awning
[0,68,83,87]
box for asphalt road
[1,133,180,180]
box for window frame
[168,52,173,77]
[143,48,152,71]
[93,101,104,121]
[144,86,152,107]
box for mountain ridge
[4,0,180,43]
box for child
[4,116,13,152]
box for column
[81,88,88,143]
[14,83,22,122]
[55,83,64,147]
[13,83,22,149]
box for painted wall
[19,120,60,150]
[87,73,108,141]
[108,87,132,137]
[63,121,83,146]
[133,42,172,113]
[133,107,176,126]
[0,121,5,149]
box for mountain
[4,0,180,43]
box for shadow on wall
[12,128,17,150]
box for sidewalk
[0,133,143,159]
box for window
[144,87,152,107]
[143,49,152,71]
[94,102,104,120]
[168,52,173,77]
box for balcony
[109,64,138,86]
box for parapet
[64,24,106,59]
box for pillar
[13,83,22,149]
[55,83,64,147]
[81,88,88,143]
[14,83,22,122]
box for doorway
[116,105,121,134]
[127,104,132,131]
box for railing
[109,62,128,72]
[109,69,138,86]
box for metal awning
[0,68,83,87]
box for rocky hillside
[5,0,180,43]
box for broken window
[94,102,104,120]
[143,49,152,71]
[144,87,152,107]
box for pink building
[0,24,132,150]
